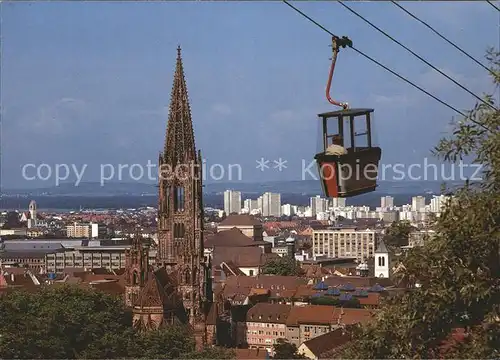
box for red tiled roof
[219,215,262,227]
[205,228,258,248]
[246,303,291,324]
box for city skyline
[2,1,498,188]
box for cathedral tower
[157,46,209,342]
[124,232,150,307]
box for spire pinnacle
[162,46,196,166]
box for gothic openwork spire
[164,46,196,166]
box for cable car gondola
[314,36,382,198]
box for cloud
[211,103,232,116]
[368,94,415,108]
[31,97,88,135]
[270,109,299,122]
[418,67,467,92]
[135,106,169,119]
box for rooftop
[318,108,374,118]
[219,214,262,227]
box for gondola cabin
[314,108,382,198]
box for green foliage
[339,49,500,359]
[383,220,415,251]
[310,295,361,308]
[0,285,235,359]
[262,256,304,276]
[272,338,306,359]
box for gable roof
[136,274,164,308]
[219,214,261,227]
[301,327,352,358]
[246,303,291,324]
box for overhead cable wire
[390,1,494,76]
[282,0,493,133]
[336,1,496,111]
[486,0,500,11]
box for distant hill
[1,179,464,197]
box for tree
[261,256,304,276]
[272,338,306,359]
[0,285,134,359]
[0,285,235,359]
[310,296,361,308]
[339,49,500,359]
[383,220,415,251]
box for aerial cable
[486,0,500,11]
[282,0,493,133]
[336,1,496,112]
[390,1,494,76]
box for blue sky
[1,1,498,188]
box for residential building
[90,223,108,238]
[281,204,296,217]
[217,214,264,241]
[312,227,379,262]
[310,196,329,216]
[331,198,346,208]
[224,190,242,215]
[411,196,426,212]
[240,303,291,353]
[380,196,394,209]
[244,199,259,213]
[66,222,91,238]
[261,192,281,217]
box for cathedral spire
[164,46,196,166]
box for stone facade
[124,47,214,351]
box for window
[174,223,185,239]
[378,256,385,267]
[249,270,254,276]
[165,185,171,212]
[174,187,185,212]
[133,271,138,285]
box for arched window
[174,187,185,212]
[174,223,185,239]
[184,269,191,284]
[133,271,138,285]
[192,266,197,283]
[165,185,171,212]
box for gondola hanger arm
[326,36,352,110]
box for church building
[124,46,216,350]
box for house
[218,215,264,241]
[297,327,352,359]
[239,303,291,354]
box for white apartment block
[224,190,242,215]
[310,196,329,216]
[312,227,379,262]
[380,196,394,209]
[261,192,281,217]
[281,204,296,217]
[244,199,259,213]
[331,197,346,208]
[412,196,426,212]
